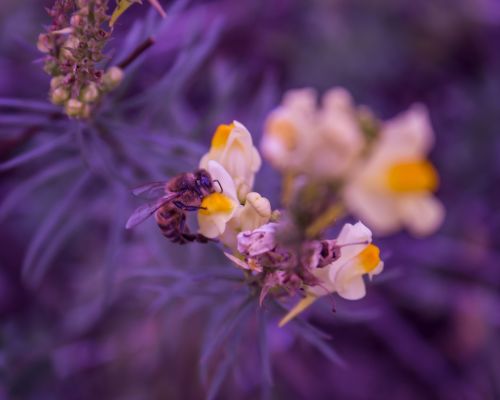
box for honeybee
[126,169,222,244]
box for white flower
[261,87,365,179]
[219,192,272,250]
[279,221,383,327]
[343,104,445,237]
[307,222,384,300]
[197,161,240,239]
[317,88,365,177]
[261,88,317,173]
[200,121,261,202]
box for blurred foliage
[1,0,500,399]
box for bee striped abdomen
[155,205,209,245]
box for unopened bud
[80,83,100,103]
[245,192,271,219]
[50,76,65,90]
[37,33,51,53]
[43,59,59,75]
[51,87,70,105]
[65,99,84,117]
[102,66,124,91]
[70,14,83,28]
[61,36,79,59]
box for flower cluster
[262,88,445,237]
[190,118,385,325]
[128,87,444,326]
[38,0,124,118]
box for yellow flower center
[266,118,297,150]
[386,160,438,193]
[199,193,234,215]
[211,122,235,149]
[357,244,381,273]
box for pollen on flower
[357,244,381,273]
[266,118,298,150]
[199,193,234,215]
[386,160,439,193]
[211,123,235,149]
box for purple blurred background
[1,0,500,399]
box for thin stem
[306,203,346,238]
[117,36,155,69]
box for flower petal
[336,275,366,300]
[206,160,238,202]
[381,104,434,158]
[398,194,445,237]
[198,210,233,238]
[335,222,373,261]
[344,184,401,235]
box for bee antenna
[213,179,223,193]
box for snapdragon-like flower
[200,121,261,201]
[228,220,384,326]
[343,105,445,236]
[278,222,383,327]
[307,222,383,299]
[261,87,365,179]
[197,161,240,239]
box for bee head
[195,169,217,197]
[195,169,211,187]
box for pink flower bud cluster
[235,223,341,304]
[38,0,123,118]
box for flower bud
[51,87,70,105]
[50,76,65,90]
[245,192,272,219]
[61,36,79,59]
[37,33,51,53]
[102,66,124,91]
[70,14,83,28]
[80,83,100,103]
[65,99,84,118]
[43,60,59,75]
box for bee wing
[131,181,168,199]
[125,192,180,229]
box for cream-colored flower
[261,87,365,179]
[261,88,317,173]
[343,104,445,237]
[197,161,240,239]
[219,192,272,250]
[307,222,383,299]
[316,88,365,177]
[200,121,261,202]
[279,221,383,327]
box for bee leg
[173,201,207,212]
[195,234,210,243]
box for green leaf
[109,0,143,27]
[109,0,167,27]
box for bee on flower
[196,160,241,239]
